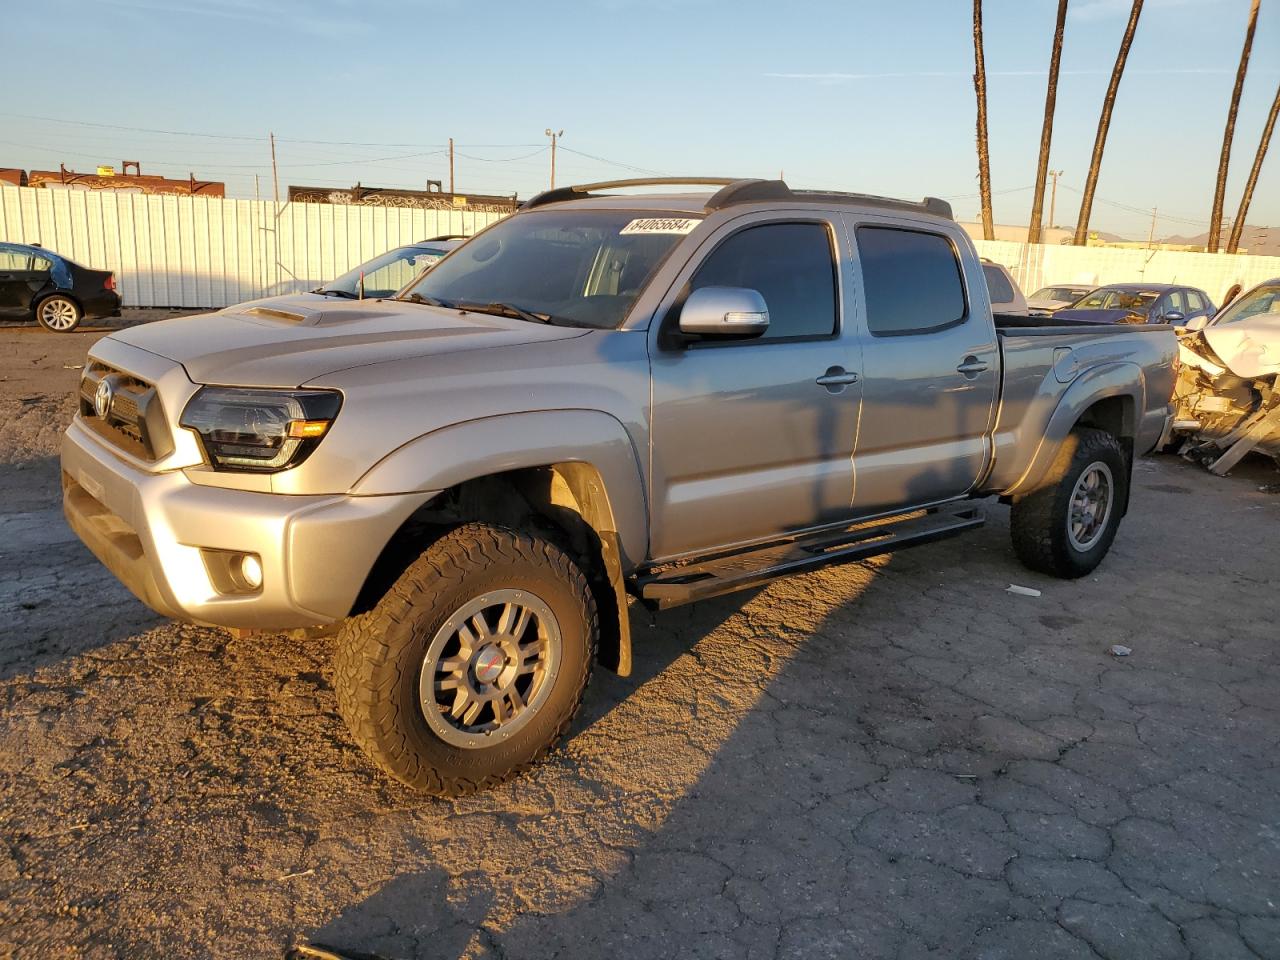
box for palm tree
[1073,0,1144,245]
[1227,79,1280,253]
[1209,0,1261,252]
[973,0,994,240]
[1029,0,1070,243]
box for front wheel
[332,522,597,796]
[1010,428,1128,579]
[36,295,82,332]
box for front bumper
[62,418,435,629]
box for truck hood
[108,295,589,386]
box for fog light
[237,553,263,589]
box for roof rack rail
[519,176,954,220]
[521,177,739,210]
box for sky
[4,0,1279,240]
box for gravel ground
[1,321,1278,960]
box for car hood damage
[1169,314,1280,475]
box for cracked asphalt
[1,322,1278,960]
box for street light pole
[545,128,563,189]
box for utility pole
[269,131,280,208]
[254,173,260,202]
[1047,170,1062,235]
[545,128,563,189]
[1148,207,1157,249]
[448,137,455,194]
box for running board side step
[632,506,985,610]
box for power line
[454,147,549,163]
[556,145,666,176]
[0,112,547,150]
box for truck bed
[983,313,1178,494]
[994,312,1173,335]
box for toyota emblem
[93,378,114,418]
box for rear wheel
[36,295,82,332]
[332,522,597,796]
[1010,428,1128,579]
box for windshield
[1212,283,1280,326]
[322,244,451,298]
[401,210,701,329]
[1074,288,1159,312]
[1032,286,1087,302]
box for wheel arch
[349,410,649,675]
[1003,362,1142,499]
[31,288,82,319]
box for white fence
[974,239,1280,307]
[0,186,506,308]
[3,184,1278,310]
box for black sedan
[1053,283,1215,326]
[0,242,121,332]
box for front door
[648,216,862,560]
[844,219,999,513]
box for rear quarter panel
[985,326,1176,494]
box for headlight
[179,387,342,472]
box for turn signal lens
[287,419,331,439]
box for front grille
[78,362,175,461]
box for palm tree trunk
[1029,0,1069,244]
[1227,78,1280,253]
[1208,0,1260,252]
[973,0,994,241]
[1073,0,1144,245]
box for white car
[1026,283,1095,317]
[981,259,1028,316]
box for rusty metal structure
[23,164,224,197]
[289,181,517,213]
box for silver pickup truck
[61,178,1176,795]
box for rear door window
[856,227,967,335]
[0,249,28,270]
[689,222,837,340]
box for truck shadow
[0,457,166,682]
[299,526,974,958]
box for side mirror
[679,286,769,338]
[1183,315,1208,332]
[1162,310,1185,324]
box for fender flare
[1003,362,1144,497]
[351,409,649,568]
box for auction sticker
[620,218,701,235]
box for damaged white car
[1170,279,1280,474]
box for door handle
[816,366,859,388]
[956,356,989,376]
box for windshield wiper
[449,300,555,324]
[316,288,358,299]
[396,292,451,308]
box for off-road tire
[332,522,597,796]
[35,295,82,332]
[1010,427,1128,579]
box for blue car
[0,242,121,332]
[1053,283,1215,326]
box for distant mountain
[1163,225,1279,257]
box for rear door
[0,245,39,318]
[843,218,999,512]
[647,213,862,560]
